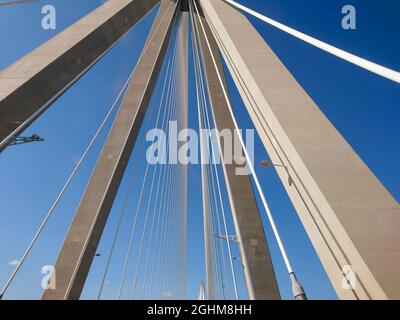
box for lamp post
[260,160,285,168]
[261,160,294,186]
[260,159,307,300]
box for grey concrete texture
[193,6,280,300]
[42,0,179,300]
[200,0,400,299]
[0,0,159,151]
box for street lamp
[260,160,285,168]
[261,160,293,186]
[260,160,306,299]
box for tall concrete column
[200,0,400,299]
[177,3,189,299]
[192,2,280,300]
[42,0,179,300]
[0,0,160,151]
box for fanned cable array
[106,13,188,300]
[190,1,243,300]
[0,7,188,301]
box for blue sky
[0,0,399,300]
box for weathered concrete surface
[177,8,188,300]
[193,5,280,300]
[200,0,400,299]
[42,0,179,300]
[0,0,160,151]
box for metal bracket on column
[0,0,160,152]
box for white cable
[192,24,216,300]
[192,9,236,299]
[117,54,174,299]
[0,59,136,300]
[147,141,173,298]
[130,142,161,299]
[152,145,175,298]
[193,0,294,275]
[164,68,180,299]
[130,34,179,299]
[222,0,400,84]
[190,5,239,299]
[147,29,180,299]
[97,68,162,299]
[205,156,231,300]
[149,85,177,297]
[1,1,178,300]
[140,129,169,299]
[153,37,180,300]
[142,142,168,299]
[164,54,183,299]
